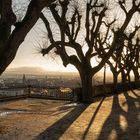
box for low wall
[73,82,140,98]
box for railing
[1,82,139,102]
[0,86,74,101]
[29,87,74,100]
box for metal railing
[0,86,74,101]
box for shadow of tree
[82,97,105,140]
[51,103,80,116]
[97,91,140,140]
[33,103,90,140]
[131,89,140,100]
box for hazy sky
[8,20,78,72]
[7,0,79,72]
[9,0,97,73]
[8,0,139,73]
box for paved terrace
[0,90,140,140]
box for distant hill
[2,67,79,78]
[5,67,47,75]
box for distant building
[22,74,27,84]
[27,79,39,85]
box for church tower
[22,74,26,84]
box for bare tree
[40,0,140,102]
[0,0,55,75]
[123,33,140,84]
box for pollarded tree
[92,1,140,91]
[0,0,54,75]
[41,0,140,102]
[106,27,139,90]
[41,0,139,102]
[40,0,110,102]
[132,38,140,84]
[123,36,140,84]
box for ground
[0,90,140,140]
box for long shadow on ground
[82,97,105,140]
[33,91,140,140]
[97,91,140,140]
[33,103,90,140]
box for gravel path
[0,90,140,140]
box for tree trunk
[120,70,127,91]
[121,70,126,84]
[133,68,139,88]
[80,71,93,103]
[113,73,118,93]
[133,69,139,83]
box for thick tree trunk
[80,71,93,103]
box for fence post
[28,85,31,97]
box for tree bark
[133,68,139,88]
[113,72,118,93]
[133,69,139,83]
[121,70,126,84]
[127,72,131,83]
[80,70,93,103]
